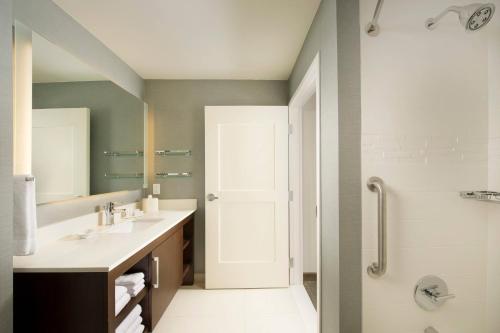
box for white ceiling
[33,32,105,83]
[52,0,321,80]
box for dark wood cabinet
[14,213,195,333]
[151,227,183,329]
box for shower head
[425,3,495,32]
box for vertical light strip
[13,21,32,175]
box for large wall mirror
[14,22,147,205]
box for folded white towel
[116,272,145,286]
[125,316,143,333]
[115,286,128,301]
[115,304,142,333]
[133,324,144,333]
[127,282,145,297]
[13,175,37,256]
[115,293,131,316]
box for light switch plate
[153,183,161,195]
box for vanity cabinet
[151,227,183,328]
[13,213,195,333]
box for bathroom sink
[73,220,157,239]
[101,221,157,234]
[134,216,164,223]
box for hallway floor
[153,281,313,333]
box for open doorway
[289,54,320,329]
[301,93,318,308]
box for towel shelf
[182,264,192,279]
[155,149,191,157]
[156,172,192,178]
[113,287,147,328]
[105,173,144,179]
[104,151,144,157]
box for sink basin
[102,221,157,234]
[134,216,164,223]
[73,220,158,239]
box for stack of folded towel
[115,304,144,333]
[116,272,146,298]
[115,285,131,316]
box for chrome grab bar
[367,177,387,278]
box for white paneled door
[205,106,289,289]
[32,108,90,204]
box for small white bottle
[142,195,159,213]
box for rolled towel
[115,286,128,301]
[115,293,131,316]
[125,316,143,333]
[115,304,141,333]
[14,175,37,256]
[133,324,144,333]
[116,272,145,286]
[127,282,145,297]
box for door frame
[289,53,321,290]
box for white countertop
[13,210,195,273]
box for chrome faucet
[102,202,126,225]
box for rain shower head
[425,3,495,32]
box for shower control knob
[414,275,455,311]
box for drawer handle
[153,256,160,288]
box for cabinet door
[151,228,183,329]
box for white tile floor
[153,283,314,333]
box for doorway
[289,54,321,328]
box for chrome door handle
[367,177,387,278]
[152,256,160,288]
[207,193,219,201]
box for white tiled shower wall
[361,1,500,332]
[487,20,500,333]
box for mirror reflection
[30,31,145,204]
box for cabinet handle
[153,256,160,288]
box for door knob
[207,193,219,201]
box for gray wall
[145,80,289,273]
[14,0,144,99]
[289,0,361,332]
[33,81,145,196]
[336,0,361,332]
[0,0,13,331]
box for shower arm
[366,0,384,36]
[426,6,461,29]
[371,0,384,23]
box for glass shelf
[155,150,191,157]
[104,172,144,179]
[104,151,144,157]
[156,172,192,178]
[460,191,500,203]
